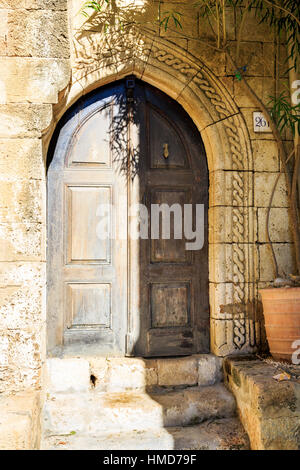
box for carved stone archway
[48,34,260,356]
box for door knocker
[163,143,169,159]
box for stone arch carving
[49,34,260,356]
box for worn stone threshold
[45,354,224,393]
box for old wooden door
[130,83,209,356]
[47,79,208,357]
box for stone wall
[0,0,295,448]
[224,357,300,450]
[0,0,71,447]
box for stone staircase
[41,355,249,450]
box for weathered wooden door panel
[47,85,128,355]
[47,80,208,357]
[131,83,209,356]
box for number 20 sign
[253,111,271,132]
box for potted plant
[259,90,300,363]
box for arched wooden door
[47,78,209,357]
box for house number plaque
[253,111,271,133]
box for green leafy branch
[81,0,109,17]
[160,10,183,31]
[269,91,300,137]
[245,0,300,71]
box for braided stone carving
[147,43,249,349]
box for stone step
[42,418,249,450]
[46,354,223,394]
[150,384,236,427]
[43,384,236,436]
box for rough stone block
[258,243,296,282]
[188,41,226,75]
[46,358,90,394]
[0,222,45,261]
[0,328,41,370]
[197,354,223,386]
[0,104,53,138]
[7,10,69,58]
[87,356,109,391]
[89,392,164,434]
[169,417,249,450]
[254,172,289,207]
[0,392,40,450]
[236,8,274,42]
[86,357,158,392]
[0,413,32,450]
[234,78,275,109]
[25,0,68,10]
[43,391,164,436]
[0,179,45,223]
[0,265,45,329]
[157,356,198,387]
[107,358,157,392]
[257,207,292,243]
[252,140,279,172]
[42,428,174,450]
[42,417,249,450]
[152,384,236,427]
[198,7,235,41]
[226,42,265,77]
[43,393,89,435]
[0,9,8,55]
[0,260,45,288]
[224,357,300,450]
[108,358,146,391]
[262,43,275,78]
[0,139,45,181]
[0,329,41,372]
[144,359,158,388]
[0,58,70,104]
[0,0,26,6]
[0,327,43,393]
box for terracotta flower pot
[260,287,300,362]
